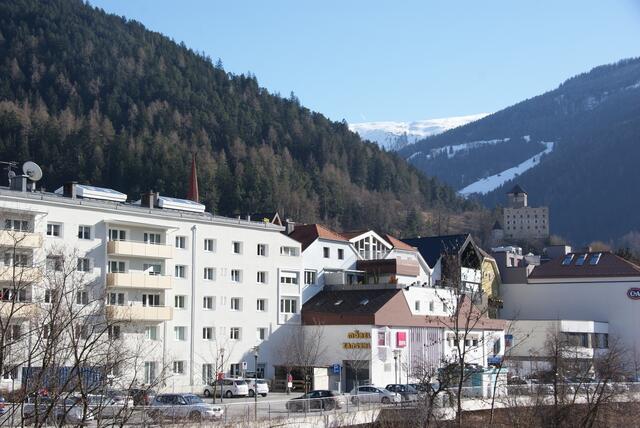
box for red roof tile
[288,224,348,251]
[383,234,417,251]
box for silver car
[350,385,401,404]
[148,393,223,422]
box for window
[108,325,121,340]
[175,236,186,249]
[173,361,185,374]
[231,269,242,283]
[109,261,125,273]
[7,325,21,341]
[304,270,317,285]
[589,253,602,265]
[414,300,421,311]
[78,225,91,240]
[323,247,330,258]
[204,267,215,280]
[338,249,344,260]
[561,254,574,265]
[429,301,434,312]
[280,272,298,285]
[232,241,243,254]
[280,298,297,314]
[174,265,186,278]
[108,229,126,241]
[257,244,267,256]
[203,296,214,310]
[77,258,91,272]
[76,291,89,305]
[107,292,125,306]
[134,261,160,277]
[174,295,186,309]
[1,288,26,302]
[46,256,63,272]
[442,301,448,312]
[46,223,61,237]
[142,294,160,307]
[144,362,156,384]
[229,327,241,340]
[174,326,187,341]
[230,364,240,377]
[230,297,242,311]
[280,246,300,256]
[204,239,216,252]
[145,326,158,340]
[5,219,29,232]
[256,299,266,312]
[144,233,161,245]
[203,327,214,340]
[4,252,28,267]
[202,364,214,383]
[257,271,267,284]
[575,254,587,266]
[257,328,267,341]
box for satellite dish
[23,161,43,181]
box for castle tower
[507,184,528,208]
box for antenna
[22,161,43,182]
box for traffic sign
[332,364,341,374]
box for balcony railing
[107,240,173,259]
[106,305,173,322]
[0,230,42,248]
[106,272,172,289]
[0,266,41,282]
[0,301,37,318]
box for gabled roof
[402,234,472,268]
[529,252,640,280]
[288,224,348,251]
[508,184,527,195]
[340,230,370,240]
[382,234,417,252]
[492,220,503,231]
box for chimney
[63,181,77,198]
[141,191,158,208]
[188,154,199,203]
[10,175,27,192]
[285,219,295,235]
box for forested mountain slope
[400,58,640,244]
[0,0,473,235]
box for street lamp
[253,345,259,420]
[393,350,401,385]
[219,348,225,404]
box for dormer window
[561,254,574,266]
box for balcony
[107,272,172,290]
[0,231,42,249]
[106,305,173,322]
[0,266,41,283]
[107,240,173,259]
[0,301,37,318]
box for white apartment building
[0,181,303,392]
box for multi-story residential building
[502,184,549,240]
[0,181,303,392]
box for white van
[204,378,249,398]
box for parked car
[203,378,249,398]
[23,397,95,425]
[350,385,401,405]
[246,378,269,397]
[285,390,345,412]
[83,394,135,420]
[148,393,223,422]
[0,396,7,416]
[385,384,419,401]
[128,388,156,406]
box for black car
[385,384,419,401]
[285,390,345,412]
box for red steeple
[188,154,199,202]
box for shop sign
[342,342,371,349]
[628,288,640,300]
[396,331,407,348]
[347,330,371,339]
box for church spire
[188,153,199,202]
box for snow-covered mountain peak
[349,113,489,151]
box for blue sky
[90,1,640,123]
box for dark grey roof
[302,288,400,315]
[508,184,527,195]
[402,234,471,268]
[492,220,503,230]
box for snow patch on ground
[349,113,488,151]
[458,142,555,196]
[421,138,510,161]
[626,80,640,90]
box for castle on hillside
[493,184,549,241]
